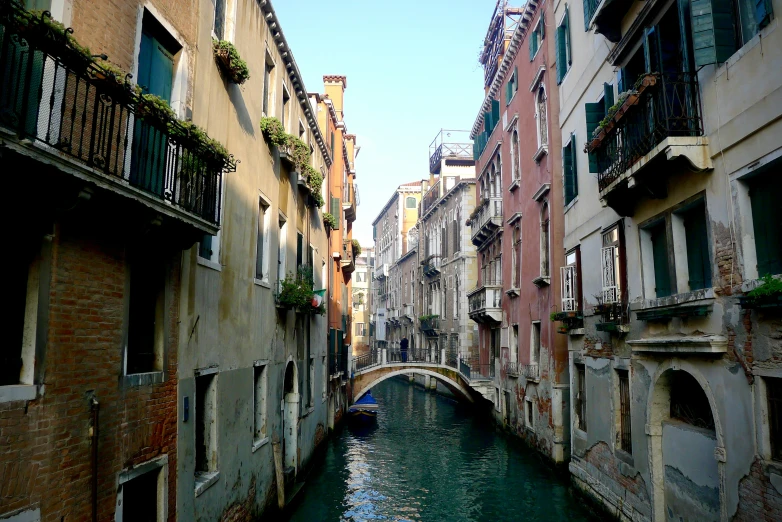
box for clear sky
[274,0,498,247]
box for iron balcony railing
[470,196,502,245]
[592,72,703,192]
[402,304,414,320]
[428,129,473,174]
[521,363,540,381]
[419,315,440,334]
[0,6,235,225]
[504,361,520,377]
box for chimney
[323,75,346,119]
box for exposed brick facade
[0,215,180,521]
[734,459,782,522]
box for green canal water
[286,378,600,522]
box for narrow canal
[286,378,600,522]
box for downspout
[90,396,99,522]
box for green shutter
[643,26,660,72]
[604,83,615,114]
[491,99,500,130]
[583,0,593,30]
[749,175,782,276]
[650,223,672,298]
[556,24,566,84]
[755,0,772,29]
[540,12,545,39]
[617,68,628,94]
[585,102,604,173]
[565,11,572,66]
[563,143,574,205]
[570,132,578,201]
[529,32,536,61]
[683,204,712,290]
[330,196,340,230]
[690,0,736,67]
[199,234,213,259]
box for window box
[636,303,713,321]
[739,295,782,310]
[213,40,250,85]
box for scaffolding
[479,0,524,89]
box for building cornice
[470,0,541,139]
[262,0,331,167]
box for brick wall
[0,216,180,521]
[734,458,782,521]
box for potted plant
[259,116,286,146]
[212,39,250,85]
[351,239,361,257]
[323,212,337,231]
[275,266,315,312]
[301,165,324,208]
[739,274,782,309]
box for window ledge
[194,471,220,497]
[505,287,520,297]
[742,275,781,293]
[197,257,222,272]
[0,384,38,403]
[124,371,164,387]
[254,278,271,289]
[532,276,550,287]
[252,437,269,453]
[533,144,548,163]
[564,196,578,214]
[508,179,520,192]
[568,328,586,336]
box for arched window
[536,86,548,148]
[406,196,417,209]
[512,129,521,181]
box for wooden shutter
[570,133,578,202]
[199,235,213,259]
[565,11,572,66]
[643,26,660,73]
[617,68,628,94]
[330,196,340,230]
[755,0,771,28]
[749,175,782,276]
[540,12,545,39]
[491,99,500,131]
[683,204,711,290]
[556,24,566,84]
[583,0,593,30]
[585,102,604,173]
[505,80,512,105]
[690,0,736,67]
[563,142,574,205]
[604,83,615,113]
[529,32,536,61]
[650,224,672,298]
[296,232,303,270]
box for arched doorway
[648,366,723,522]
[282,361,299,473]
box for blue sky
[274,0,497,246]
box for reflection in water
[287,378,599,522]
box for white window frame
[115,455,168,522]
[254,194,272,286]
[252,361,269,451]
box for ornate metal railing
[592,72,702,191]
[0,4,235,224]
[354,350,380,372]
[459,359,472,379]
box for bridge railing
[353,350,381,372]
[459,359,472,379]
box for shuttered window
[682,202,712,290]
[563,133,578,205]
[330,196,341,230]
[649,222,673,298]
[505,66,518,105]
[529,15,544,60]
[749,173,782,276]
[199,235,213,260]
[556,8,572,84]
[691,0,738,67]
[585,100,604,173]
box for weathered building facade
[553,0,782,519]
[468,0,570,463]
[352,247,372,355]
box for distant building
[352,247,373,355]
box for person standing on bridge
[400,337,409,362]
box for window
[195,372,218,478]
[296,232,304,271]
[617,369,632,454]
[691,0,773,67]
[322,356,327,401]
[212,0,225,39]
[127,253,165,375]
[406,196,417,209]
[767,377,781,461]
[309,357,315,408]
[490,328,500,378]
[540,204,550,278]
[562,248,581,312]
[563,132,578,205]
[504,390,512,424]
[555,7,572,84]
[356,271,367,283]
[681,201,712,290]
[585,83,614,173]
[121,465,165,521]
[529,15,544,60]
[535,86,548,150]
[601,225,625,304]
[670,370,715,430]
[748,171,782,276]
[525,397,535,429]
[510,325,518,364]
[262,58,273,116]
[575,363,587,431]
[511,129,521,182]
[253,364,267,445]
[530,321,541,366]
[505,66,518,105]
[4,235,41,387]
[276,215,287,290]
[512,225,521,288]
[647,220,672,298]
[282,88,290,130]
[356,323,366,336]
[583,0,597,29]
[255,198,270,281]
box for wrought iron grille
[0,5,235,225]
[618,369,632,454]
[561,265,577,312]
[594,72,702,191]
[354,350,380,372]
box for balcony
[340,240,355,274]
[375,263,389,279]
[470,197,502,246]
[421,254,441,277]
[521,363,540,383]
[587,73,710,216]
[428,129,473,175]
[467,285,502,324]
[387,308,400,325]
[421,179,441,215]
[343,182,357,222]
[402,304,415,321]
[504,361,520,378]
[419,315,440,336]
[0,6,235,236]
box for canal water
[286,378,600,522]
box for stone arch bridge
[351,348,492,404]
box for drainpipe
[90,396,99,522]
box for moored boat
[348,391,379,423]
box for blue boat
[348,391,379,423]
